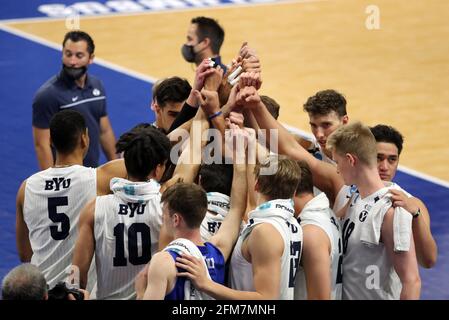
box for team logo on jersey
[359,210,368,222]
[92,88,100,96]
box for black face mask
[62,64,87,80]
[181,44,196,63]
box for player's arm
[239,84,344,205]
[32,127,53,170]
[99,115,118,161]
[95,159,127,195]
[16,180,33,262]
[163,112,208,192]
[176,223,283,299]
[72,199,96,289]
[209,148,247,261]
[301,225,332,300]
[390,189,437,268]
[381,207,421,299]
[141,252,176,300]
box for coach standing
[32,30,117,169]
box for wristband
[413,208,421,219]
[208,110,222,120]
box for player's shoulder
[151,251,177,271]
[249,223,284,252]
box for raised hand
[194,59,216,91]
[236,86,262,110]
[194,89,220,117]
[238,71,262,90]
[239,42,261,73]
[204,65,224,91]
[227,111,245,129]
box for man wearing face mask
[32,30,117,169]
[182,16,227,73]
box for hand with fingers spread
[175,254,211,292]
[390,189,419,214]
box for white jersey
[229,199,303,300]
[200,192,245,242]
[294,192,343,300]
[94,179,162,300]
[333,182,411,214]
[337,186,402,300]
[23,165,97,289]
[200,192,230,241]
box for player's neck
[293,193,315,217]
[174,228,204,246]
[355,166,385,199]
[54,153,83,168]
[255,193,271,206]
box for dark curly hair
[116,124,170,180]
[303,89,347,117]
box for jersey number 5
[48,196,70,240]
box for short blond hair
[326,121,377,166]
[254,155,301,200]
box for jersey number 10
[113,223,152,266]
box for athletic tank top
[338,186,402,299]
[23,165,97,289]
[229,199,303,300]
[165,242,225,300]
[94,179,162,299]
[294,192,343,300]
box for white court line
[0,24,158,83]
[283,124,449,190]
[1,23,448,190]
[0,0,325,24]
